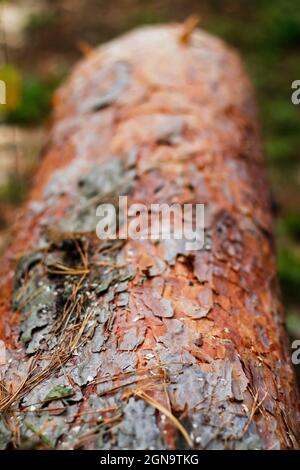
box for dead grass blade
[129,389,193,448]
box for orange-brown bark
[0,25,299,450]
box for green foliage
[259,0,300,48]
[0,174,28,205]
[278,247,300,297]
[265,136,299,164]
[3,75,61,125]
[24,11,57,34]
[206,1,300,169]
[127,9,164,28]
[280,213,300,241]
[287,311,300,338]
[0,64,22,111]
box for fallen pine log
[0,24,299,450]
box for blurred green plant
[0,65,22,111]
[265,136,299,164]
[206,0,300,169]
[259,0,300,48]
[127,9,165,28]
[24,11,57,34]
[287,310,300,338]
[279,212,300,241]
[278,247,300,297]
[0,173,28,205]
[1,72,62,125]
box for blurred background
[0,0,300,381]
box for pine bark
[0,25,299,450]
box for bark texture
[0,25,299,450]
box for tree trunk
[0,24,299,450]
